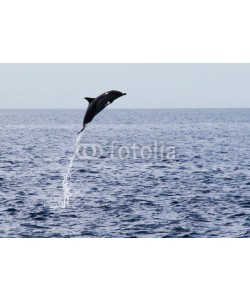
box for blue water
[0,109,250,237]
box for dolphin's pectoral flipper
[95,99,110,115]
[84,97,95,104]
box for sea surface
[0,109,250,237]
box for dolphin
[78,90,126,134]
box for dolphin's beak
[122,93,127,96]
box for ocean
[0,108,250,237]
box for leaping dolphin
[78,90,126,134]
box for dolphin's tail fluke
[77,124,86,135]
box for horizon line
[0,107,250,110]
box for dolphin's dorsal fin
[85,97,95,104]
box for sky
[0,64,249,109]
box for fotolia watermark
[76,141,176,160]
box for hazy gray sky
[0,64,249,109]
